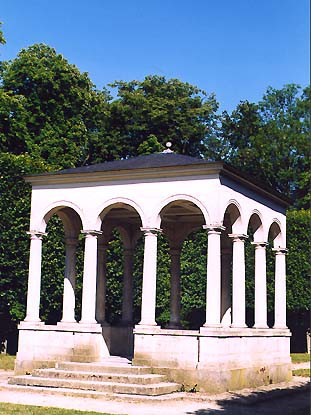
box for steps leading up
[9,357,180,396]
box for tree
[94,75,220,162]
[0,44,110,169]
[220,84,310,209]
[0,153,47,342]
[0,22,5,45]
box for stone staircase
[8,357,180,396]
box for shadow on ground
[186,382,310,415]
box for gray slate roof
[48,153,208,175]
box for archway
[41,206,83,324]
[158,199,206,329]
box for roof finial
[162,141,173,154]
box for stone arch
[268,219,284,247]
[95,197,146,230]
[153,194,209,229]
[39,201,84,236]
[247,210,264,241]
[223,200,243,234]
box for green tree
[98,75,220,161]
[0,153,47,334]
[220,84,310,209]
[0,44,110,169]
[0,22,5,45]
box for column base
[202,323,222,328]
[20,319,44,326]
[273,325,288,329]
[57,321,79,329]
[230,323,248,329]
[253,324,269,329]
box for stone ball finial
[162,141,174,153]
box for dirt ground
[0,369,309,415]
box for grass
[291,353,310,363]
[292,368,310,377]
[0,403,115,415]
[0,354,15,370]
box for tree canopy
[219,84,310,208]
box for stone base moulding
[132,327,292,393]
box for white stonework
[15,154,291,392]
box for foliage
[220,84,310,209]
[102,75,220,161]
[291,353,311,363]
[0,354,15,370]
[0,153,48,330]
[0,44,110,169]
[286,209,311,311]
[292,368,310,377]
[0,22,5,45]
[0,403,112,415]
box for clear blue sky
[1,0,309,112]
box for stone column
[138,228,161,327]
[202,225,225,328]
[80,230,102,325]
[229,234,248,328]
[24,231,46,323]
[168,246,182,329]
[272,247,288,329]
[96,242,108,324]
[121,248,134,325]
[61,237,79,323]
[252,242,268,328]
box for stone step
[33,368,166,385]
[9,375,180,396]
[56,361,151,375]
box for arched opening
[98,203,142,357]
[245,213,264,327]
[221,203,243,327]
[41,207,83,324]
[159,200,206,329]
[267,221,283,328]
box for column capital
[140,227,162,236]
[27,230,47,240]
[81,230,103,238]
[251,241,268,248]
[272,247,288,255]
[228,233,248,242]
[203,224,225,234]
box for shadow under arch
[153,194,209,229]
[157,198,206,329]
[40,205,84,325]
[97,201,144,358]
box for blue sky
[0,0,309,112]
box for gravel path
[0,369,309,415]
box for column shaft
[138,228,161,327]
[230,234,248,328]
[24,232,45,323]
[80,231,101,325]
[252,242,268,328]
[273,248,288,329]
[203,226,225,328]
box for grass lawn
[290,353,310,363]
[292,368,310,377]
[0,354,15,370]
[0,403,116,415]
